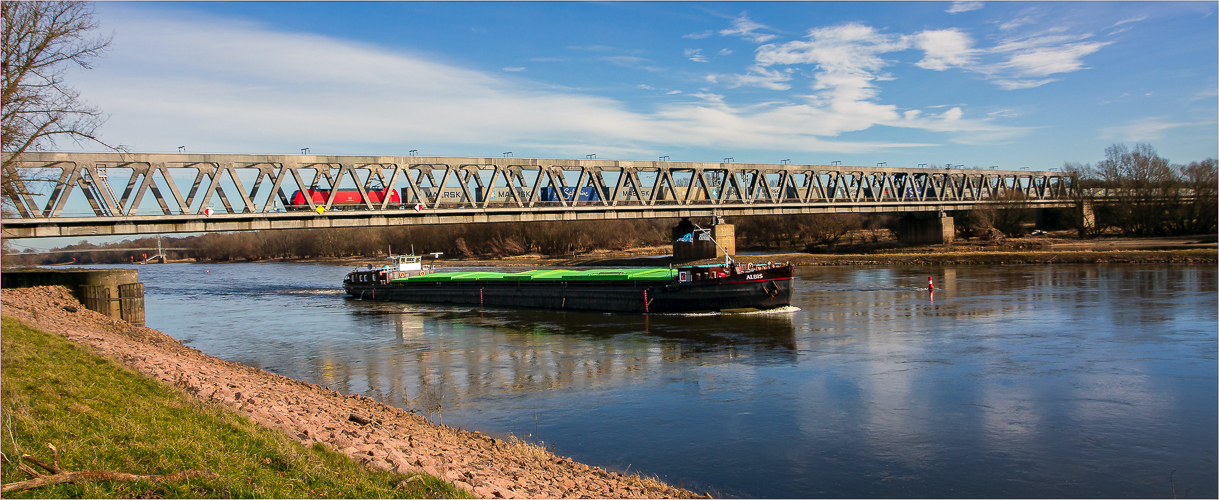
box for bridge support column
[1076,200,1096,236]
[898,212,954,245]
[673,218,735,260]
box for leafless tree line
[1065,143,1216,236]
[187,220,672,262]
[8,214,877,265]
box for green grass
[0,316,469,498]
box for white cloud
[907,23,1109,90]
[77,9,948,158]
[947,1,984,14]
[719,14,778,44]
[751,23,908,109]
[703,21,1040,144]
[712,65,793,90]
[717,48,733,56]
[705,22,1030,144]
[1108,15,1148,30]
[912,28,976,70]
[997,41,1107,77]
[989,78,1059,90]
[1099,118,1202,142]
[987,108,1022,118]
[1191,87,1219,102]
[682,30,714,40]
[999,15,1039,31]
[977,31,1110,87]
[503,67,525,72]
[684,48,709,63]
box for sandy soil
[1,286,705,499]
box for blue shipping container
[539,186,600,202]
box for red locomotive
[287,189,401,209]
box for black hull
[345,266,793,313]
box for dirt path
[1,286,705,499]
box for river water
[89,262,1216,498]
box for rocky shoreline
[1,286,706,499]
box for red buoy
[928,276,935,291]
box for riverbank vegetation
[0,316,465,498]
[1066,143,1217,237]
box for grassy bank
[0,316,466,498]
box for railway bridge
[2,153,1079,252]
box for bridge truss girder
[2,153,1076,238]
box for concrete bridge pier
[1079,200,1096,232]
[673,218,736,260]
[1033,201,1095,235]
[898,212,955,245]
[1,268,145,325]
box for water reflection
[324,304,798,413]
[778,265,1217,498]
[106,262,1215,498]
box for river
[86,262,1217,498]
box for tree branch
[2,469,219,493]
[1,444,217,493]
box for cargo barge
[343,257,793,313]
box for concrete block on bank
[1,268,144,325]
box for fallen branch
[1,443,217,493]
[2,469,218,493]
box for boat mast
[692,222,734,267]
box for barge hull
[346,266,793,313]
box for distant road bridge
[13,248,193,254]
[2,152,1077,239]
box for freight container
[474,186,532,203]
[655,186,723,201]
[400,187,470,203]
[538,186,601,202]
[614,187,654,201]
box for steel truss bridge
[2,153,1077,239]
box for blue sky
[63,1,1215,170]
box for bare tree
[2,1,112,211]
[1095,143,1176,189]
[1177,158,1217,234]
[1093,143,1185,235]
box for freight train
[287,186,611,209]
